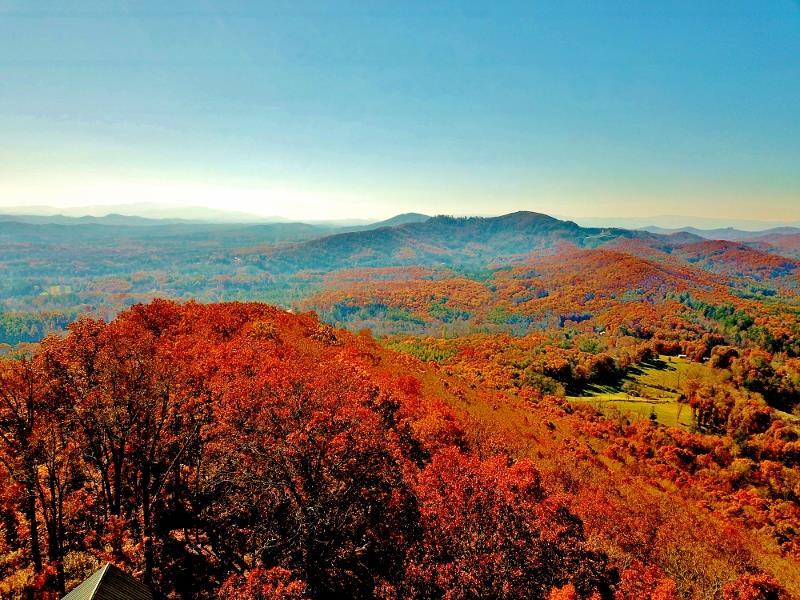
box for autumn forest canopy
[1,212,800,599]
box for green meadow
[568,356,708,429]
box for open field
[568,356,706,429]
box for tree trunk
[142,467,154,587]
[46,476,66,595]
[24,476,43,573]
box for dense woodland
[1,213,800,598]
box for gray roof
[62,563,153,600]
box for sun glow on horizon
[0,2,797,224]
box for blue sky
[1,1,798,222]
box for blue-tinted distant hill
[642,225,800,241]
[0,203,278,223]
[261,211,677,271]
[336,212,430,232]
[0,210,429,234]
[0,213,192,226]
[0,218,333,244]
[0,210,434,245]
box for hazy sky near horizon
[1,1,798,222]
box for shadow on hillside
[570,356,679,397]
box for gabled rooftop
[62,563,153,600]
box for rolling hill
[673,240,798,283]
[262,211,668,271]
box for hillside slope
[0,300,796,598]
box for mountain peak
[497,211,563,224]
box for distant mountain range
[0,203,279,223]
[0,213,198,227]
[0,207,431,230]
[641,225,800,241]
[572,215,800,231]
[3,204,798,232]
[4,210,796,266]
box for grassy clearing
[567,356,709,429]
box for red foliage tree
[407,448,610,599]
